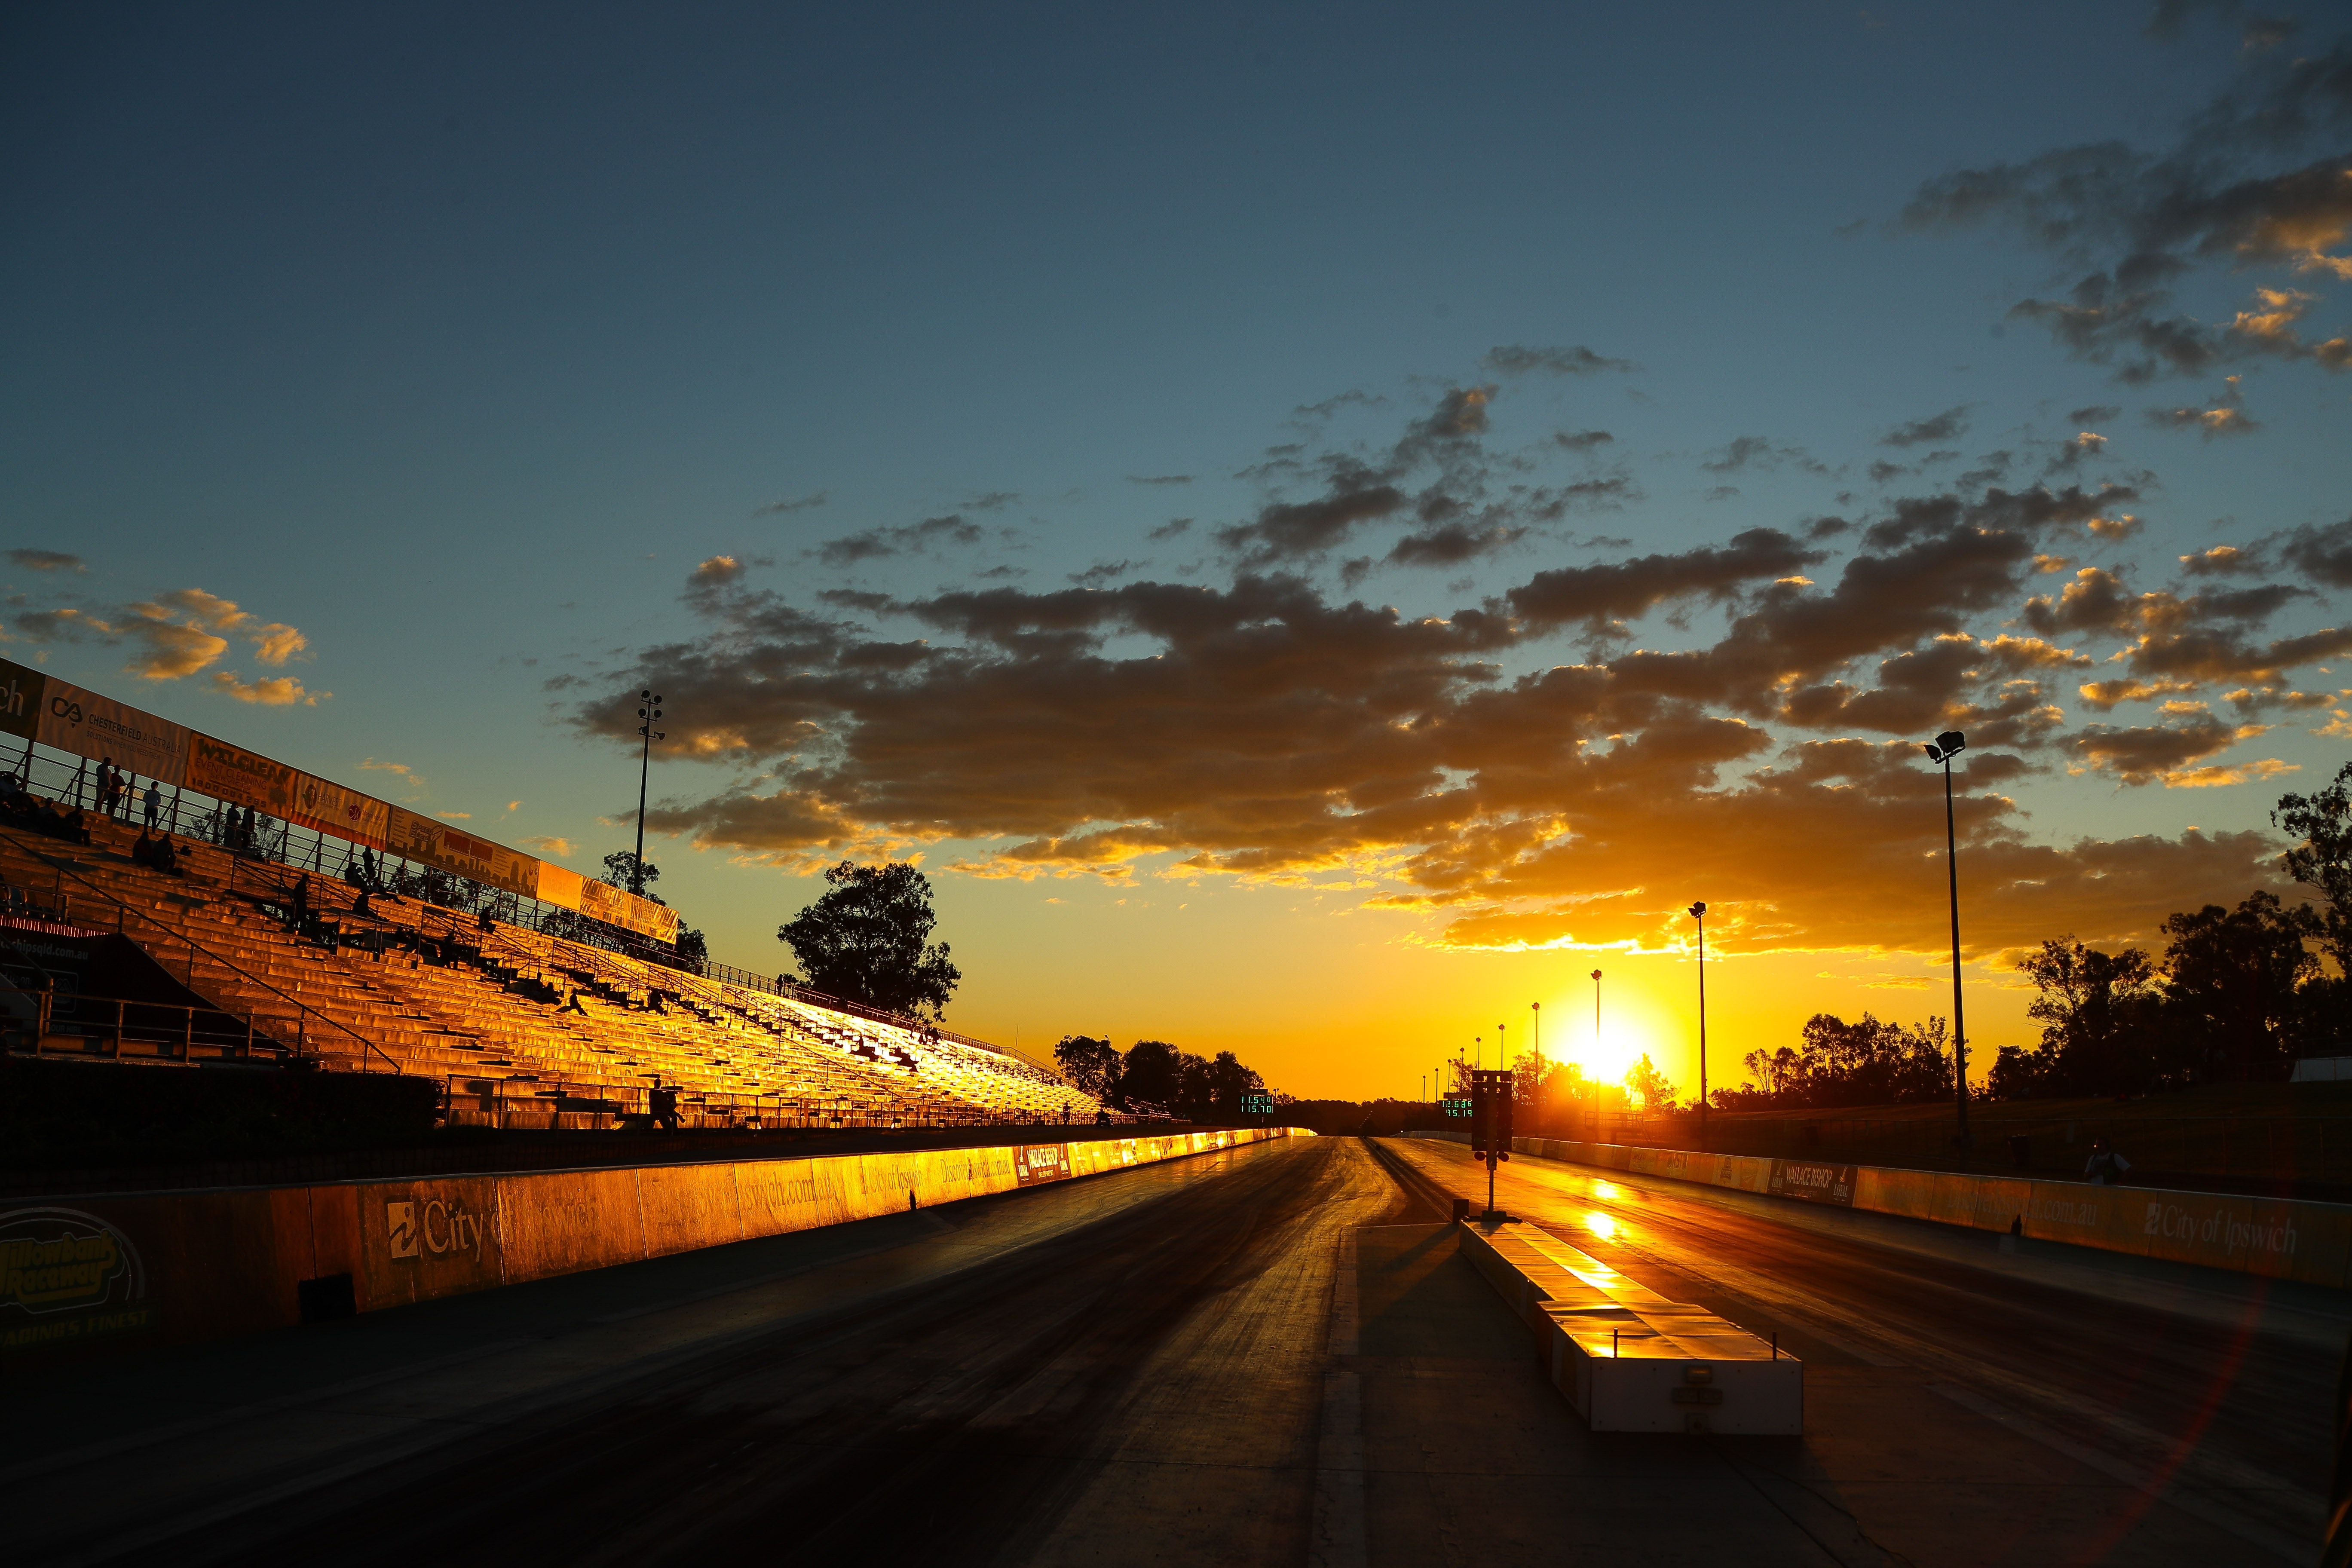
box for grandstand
[0,800,1107,1133]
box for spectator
[95,759,119,818]
[142,780,162,830]
[52,803,91,845]
[152,835,184,877]
[292,874,310,931]
[649,1081,681,1132]
[2083,1137,2132,1186]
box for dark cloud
[572,464,2321,955]
[963,491,1019,512]
[6,549,85,572]
[1868,460,1911,485]
[753,491,827,517]
[1505,528,1823,635]
[1482,345,1635,376]
[1147,518,1194,541]
[1068,560,1135,588]
[1702,436,1822,475]
[2177,545,2261,577]
[812,513,986,567]
[1551,429,1614,452]
[1880,407,1970,447]
[1216,387,1496,566]
[2284,514,2352,587]
[1128,475,1193,487]
[1899,39,2352,381]
[2067,404,2122,423]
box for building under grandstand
[0,663,1108,1133]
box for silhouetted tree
[601,851,665,903]
[2020,938,2157,1095]
[2158,890,2316,1081]
[777,861,962,1021]
[1624,1054,1677,1112]
[1054,1035,1121,1102]
[2275,760,2352,975]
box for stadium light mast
[1530,1001,1541,1127]
[1923,729,1971,1148]
[632,690,665,895]
[1687,903,1708,1152]
[1590,969,1602,1142]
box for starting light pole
[1470,1068,1514,1219]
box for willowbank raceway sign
[0,1207,154,1355]
[0,657,677,943]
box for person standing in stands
[650,1081,680,1132]
[2084,1137,2132,1185]
[142,780,161,830]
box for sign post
[1470,1068,1513,1219]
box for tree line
[1709,763,2352,1110]
[1052,1035,1271,1124]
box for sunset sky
[5,3,2348,1100]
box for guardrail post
[113,997,124,1057]
[183,1005,193,1060]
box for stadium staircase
[0,814,1104,1130]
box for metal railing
[0,819,399,1072]
[2,736,1050,1073]
[438,1070,1142,1132]
[6,987,274,1062]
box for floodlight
[1688,901,1705,919]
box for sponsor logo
[0,1206,156,1354]
[387,1197,490,1261]
[1769,1160,1858,1207]
[1014,1144,1073,1186]
[2143,1200,2297,1256]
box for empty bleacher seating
[0,812,1107,1131]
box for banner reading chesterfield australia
[0,657,190,784]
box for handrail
[3,986,275,1061]
[0,822,400,1073]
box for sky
[4,1,2349,1101]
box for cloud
[2283,514,2352,587]
[753,491,827,517]
[813,514,986,567]
[1702,436,1821,475]
[1551,429,1614,453]
[2067,404,2122,423]
[435,810,473,820]
[1147,518,1193,541]
[209,671,322,705]
[6,549,84,573]
[1482,345,1634,376]
[1128,475,1193,487]
[564,447,2325,962]
[519,835,576,857]
[1881,407,1970,447]
[1898,39,2352,381]
[2179,545,2261,576]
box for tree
[777,861,962,1021]
[1624,1054,1677,1112]
[601,851,666,905]
[672,926,708,974]
[1117,1039,1182,1114]
[1054,1035,1121,1102]
[2021,938,2156,1095]
[2159,890,2317,1081]
[2275,761,2352,975]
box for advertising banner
[576,875,682,944]
[184,731,299,815]
[385,805,539,898]
[0,660,46,746]
[0,1204,158,1357]
[5,666,191,786]
[1013,1144,1074,1186]
[285,769,391,848]
[1767,1160,1858,1206]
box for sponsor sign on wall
[1014,1143,1075,1186]
[0,658,190,784]
[386,805,539,898]
[575,874,682,944]
[287,769,390,848]
[1767,1160,1858,1206]
[0,1206,157,1355]
[0,660,43,744]
[184,731,300,815]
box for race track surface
[2,1133,2339,1566]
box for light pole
[1590,969,1602,1142]
[1687,902,1708,1152]
[1924,729,1972,1148]
[632,689,665,895]
[1530,1001,1541,1130]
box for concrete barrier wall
[0,1127,1308,1360]
[1412,1128,2352,1289]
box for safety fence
[0,1125,1312,1358]
[437,1071,1148,1133]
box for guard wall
[1416,1129,2350,1289]
[0,1127,1308,1360]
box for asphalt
[1,1133,2338,1566]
